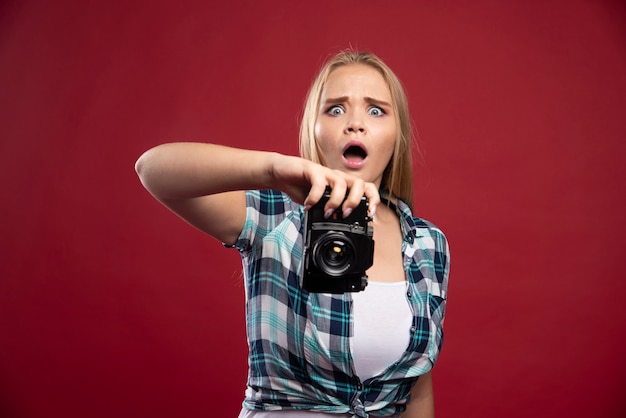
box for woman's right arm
[135,142,380,245]
[135,143,266,245]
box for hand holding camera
[302,187,375,293]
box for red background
[1,1,626,417]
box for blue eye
[368,106,385,116]
[327,105,345,116]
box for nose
[344,111,365,134]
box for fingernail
[369,205,377,219]
[342,208,352,218]
[324,208,334,219]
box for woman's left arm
[401,371,435,418]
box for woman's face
[314,63,397,188]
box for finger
[362,183,380,219]
[300,160,330,209]
[303,176,327,211]
[341,179,365,218]
[325,173,347,217]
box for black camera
[302,188,374,293]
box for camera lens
[312,232,355,276]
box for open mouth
[343,144,368,165]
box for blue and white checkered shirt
[231,190,450,417]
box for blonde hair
[299,50,415,209]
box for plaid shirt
[231,190,450,418]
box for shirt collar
[379,190,419,244]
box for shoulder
[234,189,304,252]
[413,217,447,243]
[242,189,303,232]
[395,198,448,245]
[245,189,301,214]
[396,199,451,287]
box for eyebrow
[322,96,392,108]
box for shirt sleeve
[430,226,450,328]
[229,189,296,254]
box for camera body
[302,189,374,293]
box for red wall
[1,1,625,417]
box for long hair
[299,50,415,209]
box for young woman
[136,51,450,418]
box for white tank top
[351,280,412,381]
[239,281,411,418]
